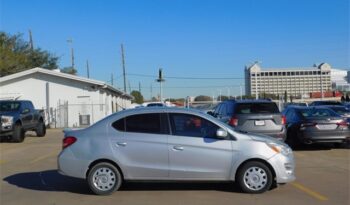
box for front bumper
[0,125,13,137]
[268,152,296,184]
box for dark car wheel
[237,161,273,194]
[286,129,301,149]
[12,123,25,143]
[36,121,46,137]
[87,162,122,195]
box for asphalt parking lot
[0,129,349,205]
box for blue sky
[1,0,349,99]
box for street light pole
[156,68,165,102]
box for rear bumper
[57,148,90,179]
[242,128,287,141]
[298,130,350,144]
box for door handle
[173,146,184,151]
[116,142,127,147]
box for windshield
[300,108,339,118]
[0,101,21,112]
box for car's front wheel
[87,162,122,195]
[12,123,25,143]
[237,161,273,194]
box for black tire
[12,123,25,143]
[87,162,122,195]
[237,161,273,194]
[36,120,46,137]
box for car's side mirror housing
[207,111,214,116]
[216,128,228,139]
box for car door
[20,102,33,129]
[109,113,170,179]
[168,113,234,180]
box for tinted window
[0,101,21,112]
[112,118,125,131]
[329,107,350,115]
[300,108,339,118]
[170,113,220,138]
[235,103,279,114]
[125,113,161,134]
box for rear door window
[112,113,169,134]
[300,109,339,118]
[235,103,279,114]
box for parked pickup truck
[0,100,46,142]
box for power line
[126,73,245,80]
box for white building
[0,67,133,128]
[245,63,333,98]
[331,68,350,92]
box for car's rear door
[110,113,170,179]
[168,113,234,180]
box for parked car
[284,102,308,109]
[309,101,343,106]
[58,107,295,195]
[0,100,46,142]
[282,106,350,147]
[210,100,286,141]
[321,105,350,118]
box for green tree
[0,32,59,77]
[61,66,77,75]
[130,90,144,104]
[194,95,213,102]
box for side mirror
[216,128,228,139]
[207,111,214,116]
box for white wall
[0,72,131,127]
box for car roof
[221,99,274,104]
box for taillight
[281,115,286,125]
[336,121,348,127]
[229,117,238,127]
[63,136,77,149]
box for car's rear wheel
[36,120,46,137]
[87,162,122,195]
[12,123,25,143]
[237,161,273,193]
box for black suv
[211,100,286,141]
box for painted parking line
[291,182,328,201]
[29,152,57,164]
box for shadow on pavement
[3,170,91,195]
[3,170,241,194]
[292,142,350,151]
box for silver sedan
[58,107,295,195]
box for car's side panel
[109,129,169,179]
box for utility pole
[156,68,165,102]
[111,73,114,86]
[128,81,131,93]
[86,60,90,78]
[255,69,258,100]
[28,29,34,51]
[150,83,153,100]
[139,82,141,93]
[320,70,324,100]
[121,44,127,93]
[67,38,75,69]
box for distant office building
[245,63,333,98]
[331,68,350,92]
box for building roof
[0,67,133,100]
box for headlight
[266,142,292,156]
[1,116,13,127]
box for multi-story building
[245,63,332,98]
[331,68,350,92]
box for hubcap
[92,167,116,191]
[243,166,268,191]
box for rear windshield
[235,103,279,114]
[0,101,21,112]
[299,108,339,118]
[330,107,350,115]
